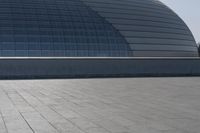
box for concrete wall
[0,57,199,79]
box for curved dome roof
[0,0,198,57]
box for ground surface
[0,77,200,133]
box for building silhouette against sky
[0,0,198,57]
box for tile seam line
[16,85,88,133]
[1,87,35,133]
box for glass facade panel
[81,0,198,57]
[0,0,198,57]
[0,0,130,57]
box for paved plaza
[0,77,200,133]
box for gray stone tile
[70,117,99,130]
[53,122,85,133]
[21,112,59,133]
[0,77,200,133]
[86,127,110,133]
[0,115,7,133]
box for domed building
[0,0,198,57]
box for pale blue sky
[160,0,200,43]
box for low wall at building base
[0,57,199,79]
